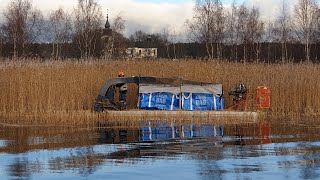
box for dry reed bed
[0,58,319,126]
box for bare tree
[225,0,239,60]
[1,0,44,59]
[294,0,318,61]
[129,30,148,43]
[112,15,125,37]
[314,6,320,60]
[49,8,73,59]
[273,0,294,63]
[0,28,3,57]
[161,27,171,58]
[264,21,275,62]
[186,0,213,59]
[212,0,225,59]
[236,5,264,62]
[73,0,103,59]
[111,15,126,58]
[316,9,320,37]
[248,7,264,62]
[186,0,225,59]
[129,30,163,48]
[236,4,250,61]
[169,28,179,59]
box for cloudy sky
[0,0,314,40]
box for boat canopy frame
[94,76,221,112]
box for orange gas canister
[256,86,271,109]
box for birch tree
[264,21,275,62]
[49,8,73,59]
[73,0,102,59]
[248,7,264,62]
[237,5,250,61]
[110,15,126,58]
[294,0,318,61]
[1,0,44,59]
[274,0,293,62]
[0,28,3,57]
[225,0,239,61]
[211,0,225,59]
[236,5,263,62]
[186,0,225,59]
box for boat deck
[103,110,261,124]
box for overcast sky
[0,0,317,41]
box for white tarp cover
[139,85,180,94]
[139,84,223,95]
[181,84,222,95]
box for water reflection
[1,120,320,179]
[139,121,224,142]
[0,139,8,148]
[97,122,224,144]
[8,157,32,179]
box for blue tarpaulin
[139,92,179,110]
[182,93,224,111]
[138,84,224,111]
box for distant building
[126,47,158,59]
[101,14,158,59]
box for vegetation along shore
[0,58,319,127]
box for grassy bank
[0,58,319,126]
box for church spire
[105,10,110,29]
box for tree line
[186,0,320,63]
[0,0,127,59]
[0,0,320,62]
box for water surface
[1,120,320,180]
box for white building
[126,47,157,59]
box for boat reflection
[97,121,224,144]
[0,121,273,155]
[139,121,224,142]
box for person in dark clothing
[117,72,128,109]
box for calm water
[1,120,320,180]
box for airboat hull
[102,110,260,124]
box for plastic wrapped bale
[138,85,180,110]
[181,84,224,111]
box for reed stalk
[0,58,319,126]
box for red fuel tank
[257,86,271,109]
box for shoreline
[0,110,263,128]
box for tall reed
[0,58,319,126]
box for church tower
[101,12,113,59]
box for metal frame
[95,76,215,112]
